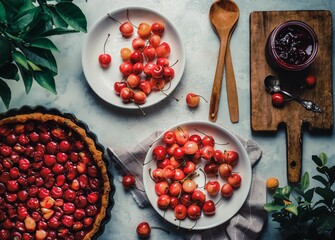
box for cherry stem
[103,34,110,54]
[169,59,179,68]
[151,226,170,234]
[148,168,155,181]
[198,95,208,103]
[107,13,121,24]
[181,166,201,182]
[176,220,182,229]
[126,9,138,29]
[142,157,153,166]
[158,83,179,102]
[136,104,146,116]
[197,168,207,188]
[189,220,198,231]
[193,128,229,146]
[215,196,225,206]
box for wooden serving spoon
[209,0,239,122]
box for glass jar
[265,20,318,72]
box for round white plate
[143,121,252,230]
[82,6,185,109]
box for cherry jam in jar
[266,20,318,72]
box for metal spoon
[208,0,240,122]
[264,75,322,113]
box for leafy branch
[0,0,87,109]
[264,153,335,240]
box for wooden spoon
[209,0,239,122]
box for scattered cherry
[136,221,170,238]
[271,92,284,107]
[305,74,316,88]
[186,93,207,108]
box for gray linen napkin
[107,131,267,240]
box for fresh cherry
[271,93,284,107]
[98,34,112,68]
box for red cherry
[205,180,220,196]
[119,22,134,38]
[98,34,112,68]
[227,173,242,188]
[203,200,216,215]
[136,222,151,238]
[187,204,201,220]
[156,42,170,58]
[221,183,233,197]
[114,81,127,95]
[174,204,187,220]
[223,150,239,166]
[272,93,284,107]
[153,145,167,161]
[305,74,316,88]
[122,174,136,189]
[151,22,165,36]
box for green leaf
[55,2,87,32]
[0,1,6,23]
[0,35,11,67]
[328,166,335,186]
[10,8,40,33]
[285,204,298,216]
[12,50,29,70]
[17,0,35,13]
[312,155,323,167]
[21,47,57,74]
[0,78,11,109]
[1,0,22,22]
[300,172,310,191]
[39,27,77,37]
[0,62,19,80]
[3,31,24,44]
[319,152,328,165]
[316,166,328,175]
[272,192,291,202]
[303,188,315,203]
[312,175,329,187]
[315,187,335,207]
[22,12,53,40]
[33,69,57,94]
[45,6,68,28]
[275,186,292,199]
[27,60,41,71]
[264,203,285,212]
[29,38,59,52]
[17,64,33,94]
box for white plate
[82,6,185,109]
[143,121,252,230]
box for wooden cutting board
[250,10,333,183]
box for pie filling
[0,113,110,240]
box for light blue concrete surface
[1,0,334,239]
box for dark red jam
[274,25,313,65]
[265,20,318,72]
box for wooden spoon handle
[225,38,239,123]
[286,120,302,183]
[209,35,228,122]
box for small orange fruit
[266,177,279,191]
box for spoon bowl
[209,0,240,122]
[264,75,322,112]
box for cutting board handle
[286,121,302,183]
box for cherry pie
[0,112,111,240]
